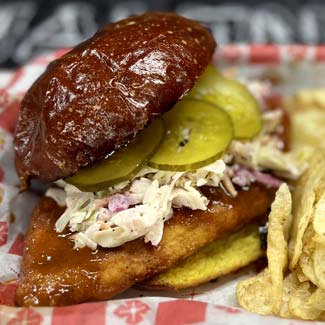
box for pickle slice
[148,99,233,171]
[188,65,262,139]
[66,119,165,191]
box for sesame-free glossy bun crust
[14,12,215,184]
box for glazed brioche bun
[14,12,215,185]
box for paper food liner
[1,45,325,324]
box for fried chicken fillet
[16,184,274,306]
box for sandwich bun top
[14,12,215,185]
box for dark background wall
[0,0,324,68]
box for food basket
[0,45,324,325]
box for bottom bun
[16,184,274,306]
[140,224,265,291]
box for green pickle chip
[67,65,261,190]
[149,99,233,171]
[188,65,262,139]
[66,119,165,191]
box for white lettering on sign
[0,1,324,66]
[14,3,97,63]
[108,1,147,22]
[177,2,323,44]
[177,4,250,44]
[250,3,294,44]
[0,2,36,63]
[299,7,319,44]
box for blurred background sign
[0,0,324,68]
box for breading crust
[16,184,274,306]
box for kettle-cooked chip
[280,273,309,318]
[238,152,325,321]
[299,193,325,289]
[294,264,308,283]
[290,89,325,110]
[236,270,274,315]
[282,274,323,320]
[290,110,325,150]
[284,89,325,151]
[266,183,292,313]
[237,88,325,320]
[286,282,325,320]
[289,154,325,268]
[237,184,292,315]
[238,255,325,320]
[312,240,325,290]
[298,224,317,285]
[312,193,325,237]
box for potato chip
[284,89,325,151]
[307,288,325,314]
[299,252,317,287]
[236,270,274,315]
[313,233,325,245]
[237,95,325,321]
[294,264,308,283]
[279,272,308,318]
[312,241,325,290]
[298,223,318,285]
[267,183,292,313]
[290,110,325,151]
[288,285,325,320]
[289,89,325,111]
[285,153,325,320]
[277,272,325,320]
[289,153,325,268]
[237,184,292,315]
[312,192,325,238]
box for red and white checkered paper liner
[1,44,325,324]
